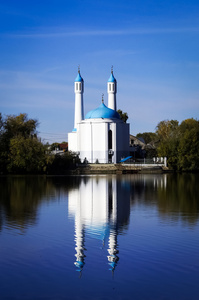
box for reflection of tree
[129,174,159,206]
[129,174,199,225]
[0,176,51,232]
[157,174,199,225]
[0,176,81,233]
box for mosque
[68,68,130,163]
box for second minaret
[74,68,84,130]
[107,69,117,111]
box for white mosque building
[68,69,130,163]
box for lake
[0,174,199,300]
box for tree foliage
[46,151,80,174]
[0,113,46,174]
[0,113,79,174]
[4,113,38,139]
[117,109,128,123]
[136,132,157,144]
[156,118,199,171]
[8,135,46,173]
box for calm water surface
[0,174,199,300]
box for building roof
[108,72,116,83]
[75,72,84,82]
[85,102,120,120]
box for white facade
[68,70,130,163]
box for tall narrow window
[76,83,78,91]
[108,130,112,149]
[109,83,111,91]
[79,83,81,91]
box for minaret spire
[74,67,84,130]
[102,93,104,103]
[107,67,117,111]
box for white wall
[110,121,129,163]
[78,120,109,163]
[68,132,78,152]
[69,119,130,163]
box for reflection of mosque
[68,176,130,274]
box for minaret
[107,67,117,111]
[74,67,84,130]
[74,217,86,274]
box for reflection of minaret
[107,227,119,273]
[74,216,86,274]
[107,177,119,273]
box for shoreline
[69,163,172,175]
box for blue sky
[0,0,199,143]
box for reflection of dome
[85,102,120,119]
[74,260,85,271]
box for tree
[156,120,179,140]
[156,118,199,171]
[135,132,158,158]
[8,135,46,173]
[136,132,157,144]
[177,119,199,171]
[46,151,80,174]
[0,113,3,132]
[0,113,45,174]
[117,109,128,123]
[50,142,60,151]
[3,113,38,140]
[0,113,6,173]
[156,119,179,170]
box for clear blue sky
[0,0,199,143]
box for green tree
[156,119,179,170]
[177,119,199,171]
[0,113,45,174]
[50,142,60,151]
[0,113,3,132]
[117,109,128,123]
[8,135,46,173]
[156,120,179,140]
[47,151,80,174]
[135,132,158,158]
[156,118,199,171]
[136,132,157,144]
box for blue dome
[108,73,116,83]
[75,72,83,82]
[85,102,120,119]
